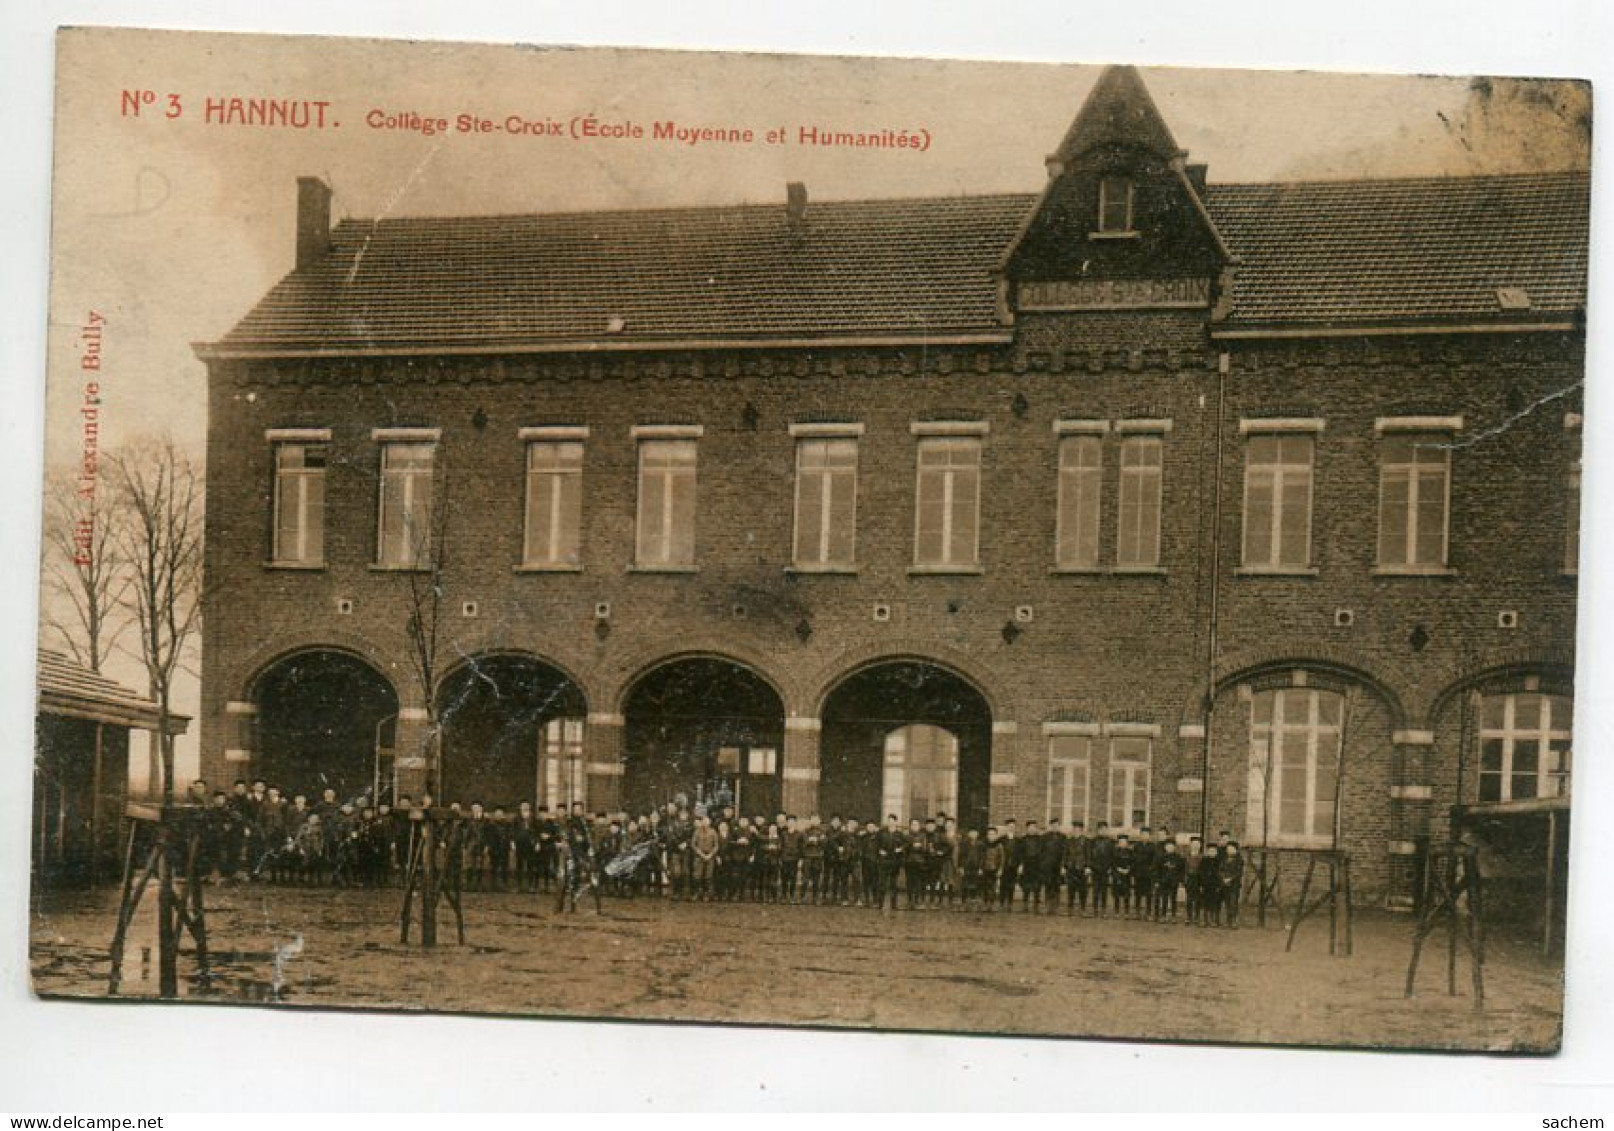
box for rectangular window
[914,436,982,569]
[1056,435,1102,567]
[636,437,698,568]
[1378,434,1450,569]
[1479,693,1573,803]
[1249,689,1342,845]
[1047,735,1093,827]
[793,435,859,569]
[1117,435,1163,567]
[1243,433,1314,569]
[272,441,327,565]
[376,440,435,568]
[541,717,586,809]
[523,439,584,566]
[746,747,778,776]
[1098,176,1134,233]
[1107,736,1151,831]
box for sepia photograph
[24,22,1594,1067]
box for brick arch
[1426,654,1577,726]
[237,630,405,704]
[433,646,595,714]
[1181,646,1410,731]
[608,644,798,717]
[805,640,1009,721]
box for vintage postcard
[30,26,1589,1053]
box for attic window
[1496,287,1532,311]
[1096,175,1136,236]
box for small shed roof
[36,648,191,734]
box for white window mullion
[818,468,834,562]
[1406,466,1422,565]
[1269,465,1286,565]
[289,474,306,562]
[547,473,564,562]
[660,468,674,562]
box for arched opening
[622,657,785,817]
[820,660,992,828]
[254,650,400,803]
[435,654,587,809]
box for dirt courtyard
[28,883,1562,1052]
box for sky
[40,27,1592,783]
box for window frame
[1096,175,1136,236]
[267,428,331,568]
[372,428,440,571]
[519,427,587,570]
[882,723,960,824]
[1115,428,1166,568]
[1105,735,1152,833]
[1046,734,1094,828]
[1374,417,1461,575]
[1053,421,1107,571]
[1238,421,1320,574]
[541,716,587,809]
[1248,687,1343,849]
[910,422,987,574]
[789,423,864,573]
[632,425,703,571]
[1477,692,1573,804]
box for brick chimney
[786,182,808,240]
[295,176,333,269]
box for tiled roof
[209,171,1588,354]
[216,195,1033,353]
[1207,172,1590,329]
[36,648,189,733]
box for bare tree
[391,458,463,946]
[398,463,451,799]
[108,437,204,805]
[40,464,131,673]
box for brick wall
[199,324,1582,904]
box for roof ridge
[1208,169,1589,190]
[330,191,1041,230]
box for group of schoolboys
[181,778,1247,926]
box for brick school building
[193,66,1586,907]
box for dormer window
[1097,175,1136,235]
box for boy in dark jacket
[1219,840,1245,927]
[1183,836,1204,925]
[981,827,1005,912]
[802,816,826,904]
[1131,826,1156,920]
[1040,818,1067,913]
[1063,821,1091,914]
[1154,839,1187,922]
[902,819,929,909]
[1089,822,1115,917]
[1110,833,1136,915]
[959,827,985,908]
[1198,843,1223,926]
[997,820,1021,910]
[780,816,805,903]
[1018,820,1045,912]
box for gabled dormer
[1000,65,1232,318]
